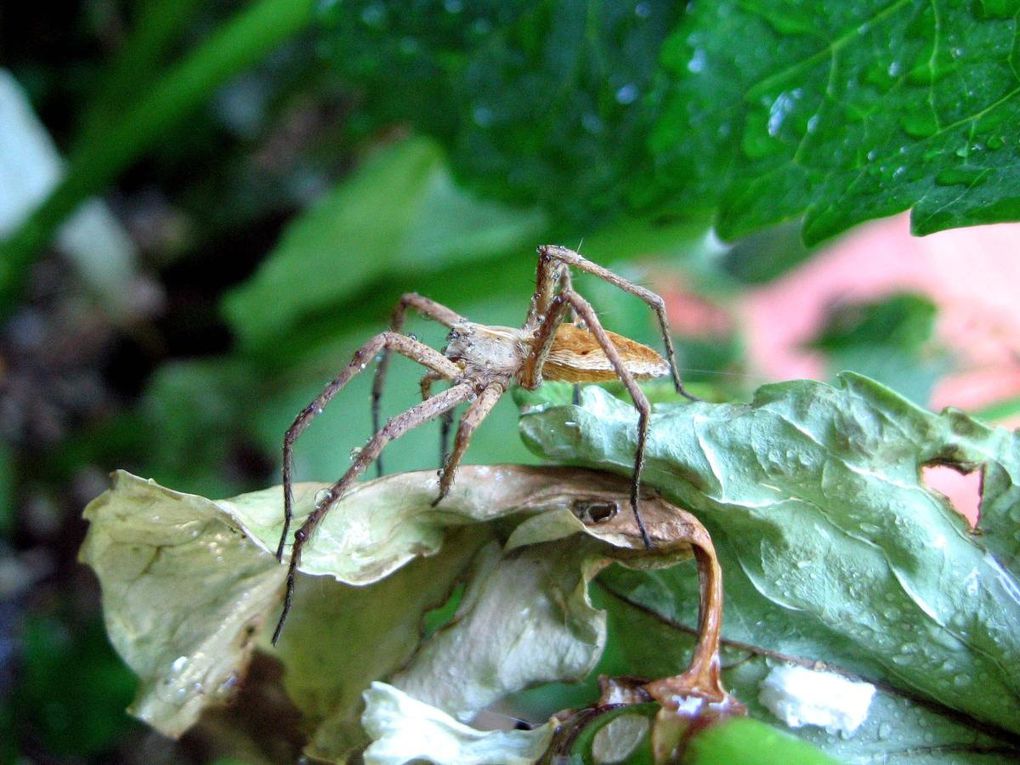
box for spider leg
[432,380,506,506]
[519,292,572,388]
[538,245,698,401]
[560,289,655,549]
[421,372,454,467]
[273,381,475,645]
[278,331,460,562]
[372,294,466,477]
[526,250,568,326]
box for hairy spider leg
[560,289,655,549]
[421,372,455,468]
[277,331,460,562]
[274,381,475,645]
[518,292,572,389]
[432,380,507,505]
[371,293,466,477]
[538,245,699,401]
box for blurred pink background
[674,213,1020,525]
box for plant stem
[0,0,318,315]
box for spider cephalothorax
[272,245,695,643]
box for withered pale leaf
[81,465,715,762]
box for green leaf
[316,2,686,228]
[651,1,1020,242]
[519,375,1020,736]
[222,136,546,351]
[683,716,842,765]
[598,562,1020,763]
[138,358,258,497]
[809,293,949,405]
[810,293,937,354]
[16,616,138,756]
[316,2,1020,242]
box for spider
[271,245,696,643]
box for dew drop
[615,83,639,105]
[473,105,494,127]
[360,3,386,27]
[688,48,707,73]
[953,673,972,687]
[581,112,603,134]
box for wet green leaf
[519,374,1020,737]
[651,1,1020,242]
[316,2,686,229]
[317,2,1020,243]
[597,563,1020,763]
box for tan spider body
[271,245,694,643]
[444,323,667,384]
[538,324,670,383]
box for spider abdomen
[543,324,670,383]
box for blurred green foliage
[810,292,949,405]
[16,616,139,756]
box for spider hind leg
[431,380,506,506]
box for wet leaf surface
[520,373,1020,751]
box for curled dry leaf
[80,464,736,763]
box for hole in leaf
[920,462,982,528]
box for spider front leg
[274,381,475,645]
[561,289,655,549]
[278,331,460,562]
[538,245,699,401]
[432,380,507,506]
[372,293,466,477]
